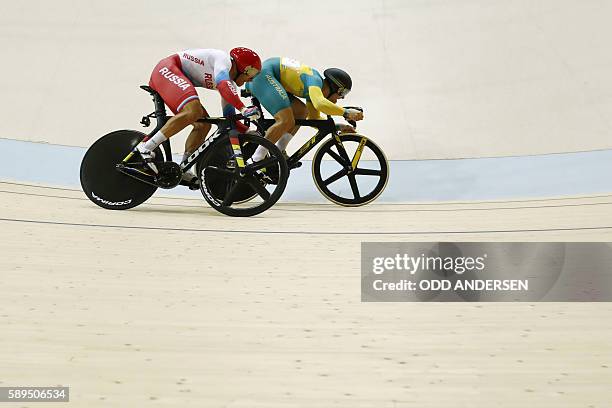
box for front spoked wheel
[312,134,389,206]
[197,133,288,217]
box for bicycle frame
[254,117,346,167]
[125,86,249,176]
[132,85,358,178]
[247,95,360,170]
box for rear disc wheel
[80,130,163,210]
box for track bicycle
[235,89,389,206]
[79,85,288,217]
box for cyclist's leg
[140,55,204,156]
[183,107,211,161]
[290,94,307,125]
[275,95,306,152]
[247,59,293,146]
[268,107,295,143]
[176,106,211,188]
[160,99,204,137]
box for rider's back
[275,57,324,99]
[175,49,232,90]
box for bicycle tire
[197,133,288,217]
[80,130,163,210]
[311,134,389,206]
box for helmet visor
[336,87,351,97]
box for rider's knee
[278,115,295,133]
[192,122,211,139]
[291,100,307,120]
[181,101,205,123]
[192,121,210,131]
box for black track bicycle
[80,86,288,217]
[234,89,389,206]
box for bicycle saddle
[140,85,159,96]
[140,85,166,108]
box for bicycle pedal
[179,177,200,190]
[250,169,275,186]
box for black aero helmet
[324,68,352,97]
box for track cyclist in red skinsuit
[135,47,262,185]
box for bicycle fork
[351,136,367,170]
[333,134,368,170]
[229,133,246,168]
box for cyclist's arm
[307,101,353,132]
[307,86,344,116]
[306,102,324,119]
[214,62,246,111]
[221,98,248,133]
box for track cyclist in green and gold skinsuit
[246,57,364,162]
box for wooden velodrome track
[1,180,611,407]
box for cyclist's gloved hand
[343,108,364,121]
[241,105,261,120]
